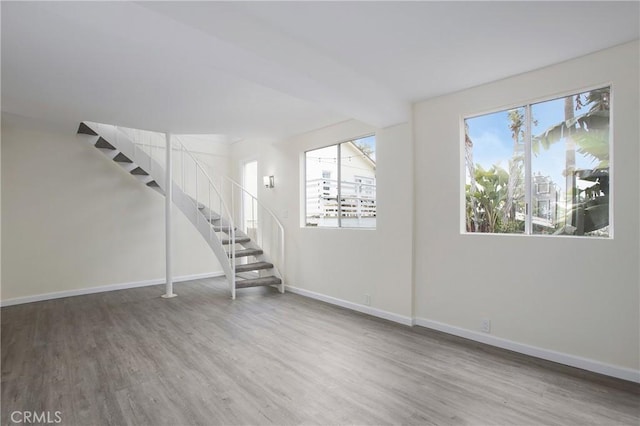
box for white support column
[162,132,177,299]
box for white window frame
[303,134,376,229]
[460,83,614,238]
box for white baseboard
[415,317,640,384]
[285,285,413,326]
[0,271,225,307]
[283,286,638,383]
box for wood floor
[2,278,639,426]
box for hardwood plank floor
[2,277,638,425]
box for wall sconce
[263,175,275,188]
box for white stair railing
[223,177,285,292]
[90,123,238,298]
[85,122,285,297]
[171,136,237,298]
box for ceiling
[2,1,638,140]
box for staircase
[77,122,284,299]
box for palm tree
[564,96,576,227]
[464,124,481,231]
[574,88,610,169]
[533,88,610,166]
[504,109,525,225]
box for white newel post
[162,132,177,298]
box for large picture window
[464,86,611,237]
[305,136,376,228]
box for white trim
[415,317,640,384]
[461,81,613,121]
[460,83,613,239]
[285,285,413,326]
[0,271,224,307]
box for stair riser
[228,250,263,258]
[222,238,251,245]
[212,227,236,233]
[235,262,274,273]
[235,277,282,289]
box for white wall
[413,41,639,371]
[179,134,231,184]
[231,120,414,320]
[168,134,231,215]
[1,113,222,302]
[0,118,2,296]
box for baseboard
[0,271,225,307]
[285,285,413,326]
[415,317,640,384]
[280,286,639,383]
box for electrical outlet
[364,294,371,306]
[480,319,491,333]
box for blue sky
[466,93,604,193]
[354,135,376,161]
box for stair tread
[113,152,133,163]
[77,122,98,136]
[213,225,237,233]
[131,167,148,176]
[198,206,221,222]
[95,137,116,150]
[235,261,273,273]
[236,276,282,289]
[222,236,251,244]
[228,248,263,258]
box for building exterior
[532,173,560,229]
[305,141,376,228]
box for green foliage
[573,128,609,169]
[508,109,525,143]
[532,89,610,167]
[354,142,374,159]
[577,87,610,113]
[465,164,525,233]
[496,218,525,233]
[466,88,609,235]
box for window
[305,136,376,228]
[536,182,550,194]
[464,86,611,237]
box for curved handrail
[223,176,285,289]
[173,135,238,296]
[88,122,286,297]
[111,125,238,297]
[173,140,285,291]
[224,176,285,234]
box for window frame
[303,134,377,230]
[460,83,614,238]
